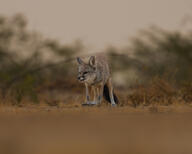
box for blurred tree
[107,26,192,86]
[130,27,192,83]
[0,14,83,104]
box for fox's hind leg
[107,78,116,106]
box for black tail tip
[103,84,119,104]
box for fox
[77,55,118,106]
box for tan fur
[77,54,117,106]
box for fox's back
[95,54,110,84]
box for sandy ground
[0,104,192,154]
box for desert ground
[0,100,192,154]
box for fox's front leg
[87,86,99,105]
[85,83,91,104]
[93,86,97,103]
[84,84,97,105]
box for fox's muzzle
[77,76,85,81]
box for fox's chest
[86,71,107,86]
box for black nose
[77,76,81,80]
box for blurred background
[0,0,192,106]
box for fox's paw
[82,101,98,106]
[111,103,117,107]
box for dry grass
[1,77,192,110]
[124,78,192,107]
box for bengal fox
[77,55,118,106]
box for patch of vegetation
[0,14,83,105]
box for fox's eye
[83,71,88,75]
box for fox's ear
[77,57,84,65]
[89,56,96,66]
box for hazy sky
[0,0,192,51]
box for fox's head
[77,56,96,83]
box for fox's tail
[103,84,118,104]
